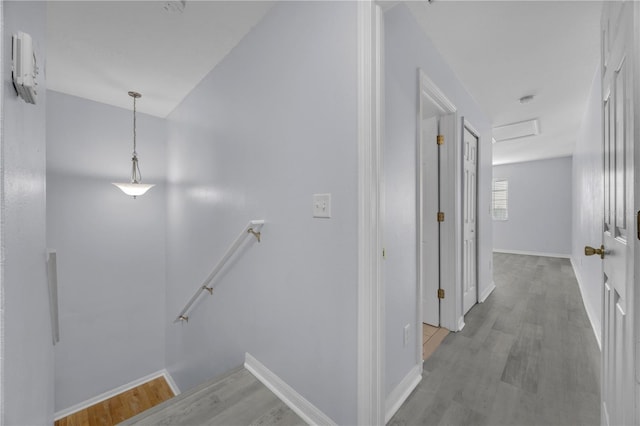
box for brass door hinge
[437,135,444,145]
[437,212,445,222]
[438,288,445,299]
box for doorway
[416,70,458,363]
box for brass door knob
[584,245,605,259]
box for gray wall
[2,2,55,424]
[493,157,572,256]
[571,67,602,343]
[164,2,358,424]
[384,4,493,396]
[46,91,167,411]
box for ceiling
[46,1,602,164]
[46,1,273,117]
[406,1,602,165]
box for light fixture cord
[130,94,143,183]
[133,94,137,155]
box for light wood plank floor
[391,253,601,425]
[55,376,174,426]
[121,367,305,426]
[423,324,449,361]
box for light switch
[313,193,331,218]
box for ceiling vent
[492,119,540,142]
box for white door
[421,116,439,326]
[599,3,635,425]
[462,126,478,315]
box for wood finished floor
[391,253,601,426]
[121,367,305,426]
[55,376,174,426]
[423,324,449,361]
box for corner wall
[46,91,167,412]
[164,2,358,424]
[571,66,602,346]
[493,156,573,257]
[383,4,493,398]
[2,2,54,424]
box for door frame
[416,70,461,366]
[0,2,5,423]
[635,2,640,422]
[357,1,384,424]
[633,3,640,423]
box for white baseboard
[570,257,602,350]
[493,249,571,259]
[54,369,180,420]
[457,316,465,332]
[385,364,421,423]
[479,281,496,303]
[162,369,182,396]
[244,353,336,426]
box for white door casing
[462,124,478,315]
[416,70,460,337]
[357,1,384,424]
[600,2,636,425]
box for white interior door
[421,116,439,326]
[462,126,478,315]
[600,3,635,425]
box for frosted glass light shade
[112,182,155,198]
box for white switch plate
[313,193,331,218]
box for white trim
[0,1,5,423]
[419,71,457,114]
[162,370,181,396]
[357,2,384,425]
[457,317,466,332]
[478,281,496,303]
[493,249,571,259]
[376,0,400,12]
[570,258,602,350]
[384,364,421,423]
[416,70,460,337]
[54,369,180,421]
[244,353,336,426]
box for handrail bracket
[203,286,213,295]
[179,315,189,322]
[248,228,261,242]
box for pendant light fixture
[113,91,154,198]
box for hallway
[390,253,600,425]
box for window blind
[492,178,508,220]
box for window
[492,178,508,220]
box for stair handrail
[174,219,265,323]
